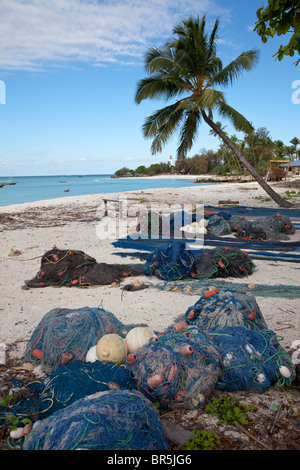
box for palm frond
[197,88,225,112]
[208,18,220,52]
[144,46,176,74]
[216,97,254,133]
[135,76,182,103]
[213,49,260,87]
[176,109,201,158]
[142,101,185,139]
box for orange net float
[204,288,219,299]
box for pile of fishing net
[229,213,295,241]
[206,214,231,236]
[24,248,143,288]
[2,360,137,424]
[190,246,255,279]
[182,289,268,331]
[24,306,141,371]
[22,389,170,450]
[125,325,222,410]
[136,210,197,239]
[144,242,255,282]
[209,326,296,392]
[144,242,195,281]
[135,209,295,242]
[136,210,232,239]
[124,289,295,409]
[136,210,168,238]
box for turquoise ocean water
[0,174,205,207]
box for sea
[0,174,206,207]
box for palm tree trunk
[201,110,294,208]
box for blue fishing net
[208,326,296,392]
[184,289,268,331]
[22,389,170,450]
[207,214,231,236]
[125,325,221,410]
[3,361,137,425]
[144,242,195,281]
[155,279,300,299]
[24,307,141,371]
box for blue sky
[0,0,299,176]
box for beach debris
[12,362,35,372]
[24,306,142,371]
[218,200,239,205]
[161,420,195,446]
[234,421,273,451]
[8,249,23,257]
[111,281,120,288]
[183,285,192,294]
[22,389,170,450]
[24,248,144,288]
[121,282,150,292]
[268,402,282,435]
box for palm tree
[290,137,300,161]
[135,16,294,208]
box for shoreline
[0,177,299,212]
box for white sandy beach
[0,177,299,358]
[0,176,300,450]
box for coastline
[0,177,296,212]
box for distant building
[279,159,300,175]
[168,155,173,167]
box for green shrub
[182,429,221,450]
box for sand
[0,176,299,450]
[0,177,299,355]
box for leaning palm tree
[135,16,293,208]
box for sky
[0,0,299,177]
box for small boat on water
[0,177,16,188]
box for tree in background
[135,15,293,207]
[175,149,219,174]
[289,137,300,160]
[254,0,300,65]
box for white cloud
[0,0,230,71]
